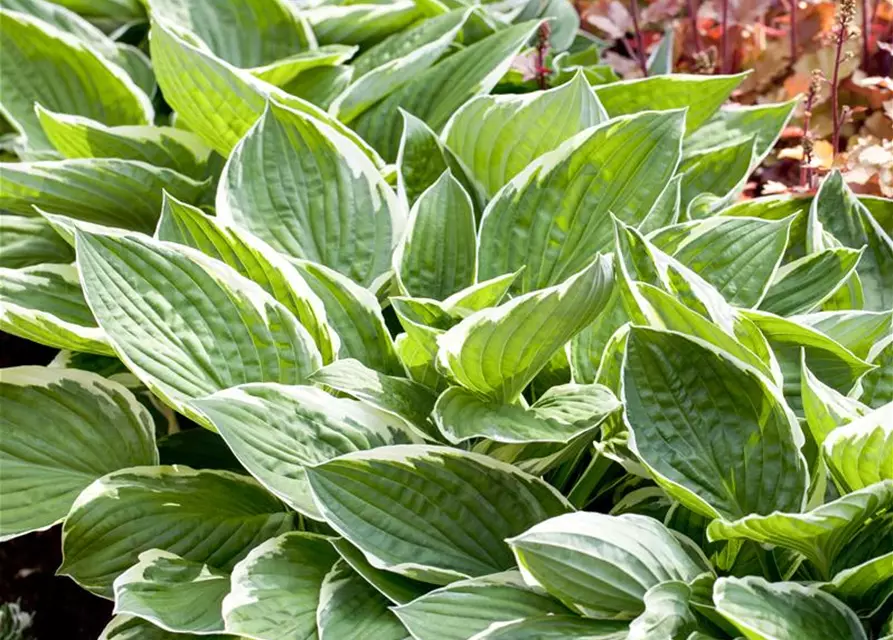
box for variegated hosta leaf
[76,229,322,418]
[684,99,798,163]
[306,445,571,585]
[623,326,807,520]
[708,481,893,578]
[477,110,684,294]
[331,9,470,124]
[647,215,793,307]
[36,107,210,179]
[112,550,228,635]
[593,73,747,133]
[861,334,893,408]
[759,247,864,316]
[99,615,235,640]
[801,359,870,446]
[442,72,607,196]
[638,174,683,235]
[329,537,430,606]
[469,615,628,640]
[393,571,569,640]
[218,99,402,287]
[351,20,541,161]
[306,1,421,47]
[0,366,157,541]
[189,384,423,519]
[394,170,476,299]
[713,576,867,640]
[437,256,614,403]
[568,286,628,384]
[679,138,756,216]
[796,309,893,360]
[0,7,151,150]
[156,193,338,364]
[0,213,74,268]
[317,559,408,640]
[60,466,294,597]
[223,532,338,640]
[627,581,698,640]
[823,551,893,617]
[808,170,893,311]
[508,512,710,619]
[824,404,893,493]
[0,159,208,233]
[433,383,620,444]
[248,45,356,88]
[0,263,111,355]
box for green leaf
[330,537,430,606]
[861,334,893,408]
[218,99,402,287]
[0,159,208,233]
[100,615,235,640]
[684,100,797,163]
[759,247,864,316]
[76,229,321,418]
[156,193,338,364]
[306,1,421,47]
[112,550,228,635]
[292,259,402,375]
[477,110,683,293]
[442,72,606,196]
[824,551,893,617]
[808,171,893,311]
[678,139,755,216]
[0,213,74,268]
[351,20,541,161]
[568,286,628,384]
[638,174,683,235]
[713,576,867,640]
[0,263,112,355]
[796,309,893,360]
[36,107,210,179]
[394,170,476,299]
[469,615,628,640]
[0,7,151,150]
[593,74,747,134]
[801,359,869,447]
[60,466,293,596]
[0,366,156,541]
[189,384,423,519]
[628,581,698,640]
[393,571,568,640]
[622,326,807,520]
[708,481,893,578]
[646,28,674,75]
[433,383,620,444]
[247,45,357,88]
[508,512,710,619]
[317,559,408,640]
[824,404,893,493]
[306,445,570,585]
[223,532,338,640]
[648,215,793,308]
[437,256,614,403]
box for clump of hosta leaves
[1,1,892,639]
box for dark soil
[1,332,113,639]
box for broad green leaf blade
[713,576,867,640]
[112,550,228,635]
[0,8,151,150]
[306,445,571,585]
[440,271,521,315]
[351,20,541,161]
[308,358,438,438]
[393,571,568,640]
[801,360,870,447]
[469,615,628,640]
[707,481,893,578]
[60,466,293,596]
[218,99,402,287]
[395,171,476,299]
[189,384,423,519]
[477,110,684,293]
[824,404,893,493]
[684,100,798,162]
[316,560,407,640]
[433,383,620,444]
[292,259,402,375]
[0,263,112,355]
[508,512,710,619]
[329,537,430,606]
[568,286,628,384]
[442,72,606,196]
[99,615,235,640]
[223,532,338,640]
[144,0,313,67]
[248,45,357,87]
[593,74,747,133]
[36,107,210,179]
[759,247,864,316]
[646,28,674,75]
[396,331,449,390]
[0,160,208,233]
[0,213,74,268]
[679,139,755,216]
[437,256,614,403]
[824,551,893,617]
[76,230,322,417]
[306,1,421,47]
[628,581,698,640]
[795,309,893,360]
[808,171,893,311]
[638,174,682,235]
[622,326,807,520]
[861,334,893,408]
[156,194,338,364]
[0,366,156,541]
[648,216,793,307]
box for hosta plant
[1,1,892,639]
